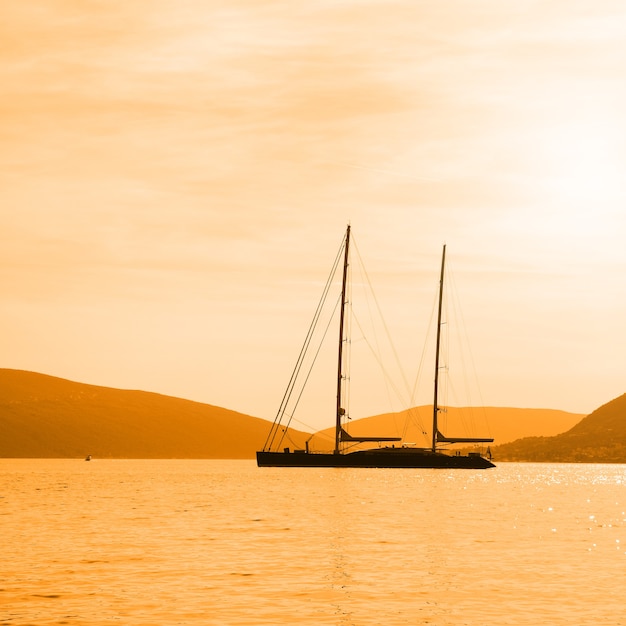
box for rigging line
[407,283,439,440]
[351,237,414,405]
[348,243,395,420]
[275,292,342,450]
[350,309,411,413]
[282,428,300,449]
[275,411,336,444]
[410,286,438,401]
[446,261,492,437]
[350,309,430,444]
[283,421,331,449]
[445,267,475,433]
[348,238,413,439]
[437,262,485,441]
[267,267,340,450]
[346,236,432,443]
[443,378,479,439]
[264,231,347,450]
[307,429,337,452]
[340,247,353,425]
[404,406,429,445]
[438,277,451,431]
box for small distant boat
[256,225,495,469]
[85,455,92,461]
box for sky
[2,0,625,425]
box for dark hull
[257,448,495,469]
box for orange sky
[2,1,625,424]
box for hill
[493,393,626,462]
[0,368,591,460]
[310,406,583,451]
[0,369,309,459]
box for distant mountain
[0,368,592,460]
[493,394,626,462]
[0,369,309,459]
[311,406,583,451]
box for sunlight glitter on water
[1,460,625,625]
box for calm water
[1,460,624,625]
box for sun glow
[517,107,626,244]
[537,111,624,221]
[547,125,621,197]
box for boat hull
[256,448,495,469]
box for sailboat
[256,225,495,469]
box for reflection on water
[1,460,624,625]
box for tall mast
[335,224,351,454]
[432,244,446,453]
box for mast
[335,225,351,454]
[432,244,446,453]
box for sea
[1,460,624,626]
